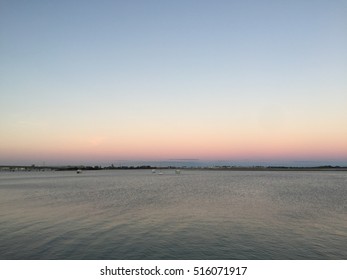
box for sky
[1,0,347,166]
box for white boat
[76,169,82,174]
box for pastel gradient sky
[1,0,347,165]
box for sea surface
[0,170,346,259]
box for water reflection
[0,170,346,259]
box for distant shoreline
[1,165,347,172]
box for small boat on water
[175,169,181,174]
[76,169,82,174]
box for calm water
[0,170,346,259]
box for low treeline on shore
[1,165,347,172]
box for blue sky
[1,0,346,165]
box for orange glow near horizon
[1,100,347,164]
[2,127,346,164]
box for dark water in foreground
[0,170,346,259]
